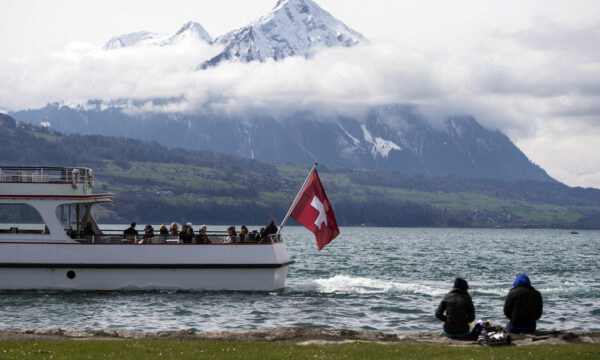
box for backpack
[471,320,511,346]
[478,330,511,346]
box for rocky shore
[1,327,598,346]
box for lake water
[0,227,599,333]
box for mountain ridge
[1,112,598,229]
[11,102,554,183]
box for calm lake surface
[1,227,599,332]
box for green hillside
[2,113,599,228]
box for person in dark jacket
[504,273,543,333]
[435,277,476,338]
[123,222,138,243]
[260,220,278,241]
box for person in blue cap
[435,277,475,338]
[504,273,543,333]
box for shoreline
[1,327,599,346]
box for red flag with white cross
[290,169,339,250]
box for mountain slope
[11,103,554,182]
[201,0,366,68]
[1,113,599,228]
[103,21,212,50]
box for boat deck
[73,232,282,245]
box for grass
[94,160,599,226]
[0,340,599,360]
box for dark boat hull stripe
[0,260,294,269]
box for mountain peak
[168,21,212,44]
[200,0,366,68]
[103,31,159,50]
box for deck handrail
[0,166,94,186]
[75,233,282,245]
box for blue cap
[513,273,531,287]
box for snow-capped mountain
[200,0,366,68]
[102,21,211,50]
[103,31,161,50]
[167,21,212,44]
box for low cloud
[1,20,599,187]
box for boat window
[55,203,99,239]
[0,204,48,234]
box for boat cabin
[0,166,280,245]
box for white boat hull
[0,242,292,291]
[0,267,289,291]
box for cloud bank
[0,20,599,188]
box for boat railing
[0,166,94,186]
[74,232,282,245]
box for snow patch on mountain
[103,31,162,50]
[361,124,402,158]
[165,21,212,45]
[201,0,366,68]
[103,22,211,50]
[338,122,361,146]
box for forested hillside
[2,113,599,228]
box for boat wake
[291,275,448,296]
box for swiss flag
[290,169,339,250]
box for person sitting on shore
[195,225,212,244]
[504,273,543,334]
[169,222,179,236]
[260,220,277,242]
[123,222,138,243]
[223,226,237,244]
[435,277,475,339]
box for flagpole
[277,162,318,235]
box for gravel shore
[1,327,598,346]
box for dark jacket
[261,223,277,238]
[435,289,475,335]
[504,283,543,329]
[123,227,138,236]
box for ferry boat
[0,166,293,291]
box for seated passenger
[83,222,94,236]
[260,220,278,242]
[435,277,475,339]
[169,222,179,236]
[180,223,194,243]
[123,222,138,243]
[159,224,168,236]
[239,225,249,242]
[223,226,237,243]
[143,225,154,243]
[504,273,543,334]
[195,225,212,244]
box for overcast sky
[1,0,599,188]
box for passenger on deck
[239,225,249,242]
[504,273,543,334]
[123,222,138,243]
[169,222,179,236]
[159,224,168,236]
[83,222,94,236]
[180,222,194,243]
[224,226,237,243]
[143,225,154,243]
[196,225,212,244]
[435,277,475,339]
[260,220,277,242]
